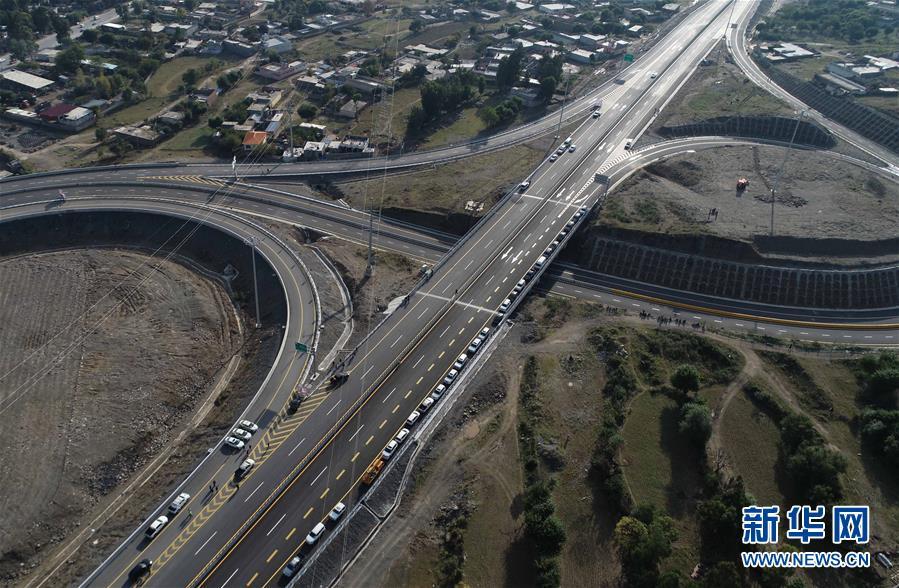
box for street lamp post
[769,110,806,236]
[246,236,262,328]
[553,74,572,140]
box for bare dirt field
[0,249,241,582]
[602,144,899,242]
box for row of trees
[758,0,894,44]
[518,356,566,588]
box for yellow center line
[438,351,445,358]
[352,451,360,462]
[336,469,345,481]
[379,419,387,429]
[303,507,314,519]
[365,435,374,446]
[320,488,330,500]
[247,572,259,586]
[458,328,465,335]
[286,528,296,541]
[392,404,400,414]
[427,363,435,371]
[404,390,412,399]
[415,376,423,385]
[449,339,455,346]
[266,549,278,563]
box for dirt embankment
[0,249,241,582]
[596,144,899,265]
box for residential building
[242,130,268,152]
[114,125,161,147]
[59,107,96,131]
[255,60,305,81]
[0,70,54,93]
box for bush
[679,400,712,448]
[297,103,318,119]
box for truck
[361,458,385,485]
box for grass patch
[722,386,784,506]
[420,106,487,149]
[759,351,834,418]
[335,143,544,216]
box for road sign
[623,53,634,62]
[295,342,308,353]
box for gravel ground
[602,144,899,244]
[0,249,241,582]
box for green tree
[409,19,424,33]
[538,76,557,103]
[679,400,711,447]
[496,46,525,89]
[55,43,85,75]
[182,68,200,89]
[297,103,318,119]
[670,364,701,396]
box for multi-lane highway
[2,0,894,586]
[78,1,764,586]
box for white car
[237,420,258,434]
[235,458,255,480]
[511,285,523,299]
[231,428,252,441]
[224,436,245,450]
[282,555,305,578]
[467,339,482,355]
[649,71,657,79]
[568,144,577,153]
[329,502,346,522]
[564,136,572,145]
[418,397,435,414]
[592,110,600,118]
[565,219,575,228]
[382,440,399,460]
[556,146,565,155]
[443,369,459,386]
[168,492,190,515]
[145,515,169,539]
[480,327,490,339]
[499,298,512,313]
[395,428,410,444]
[453,354,468,370]
[305,522,326,545]
[432,384,447,399]
[517,279,526,288]
[545,243,556,255]
[406,411,421,427]
[518,180,530,192]
[549,154,558,162]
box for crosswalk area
[138,175,226,187]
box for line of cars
[129,419,262,583]
[497,205,590,318]
[281,500,347,579]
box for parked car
[382,440,399,460]
[395,428,410,444]
[231,428,252,442]
[168,492,190,515]
[237,420,258,434]
[234,458,255,480]
[443,369,459,386]
[549,154,558,162]
[305,522,326,545]
[432,384,447,399]
[145,516,168,540]
[129,559,153,583]
[329,502,346,522]
[499,298,512,313]
[406,411,421,427]
[282,555,305,579]
[224,436,245,450]
[418,397,435,414]
[453,353,468,370]
[467,339,482,355]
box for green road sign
[295,342,308,353]
[623,53,634,62]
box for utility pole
[769,110,805,236]
[246,236,262,328]
[553,74,572,140]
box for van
[564,136,572,146]
[535,256,547,268]
[305,522,326,545]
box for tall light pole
[246,236,262,328]
[769,109,806,236]
[553,73,572,140]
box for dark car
[128,559,152,584]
